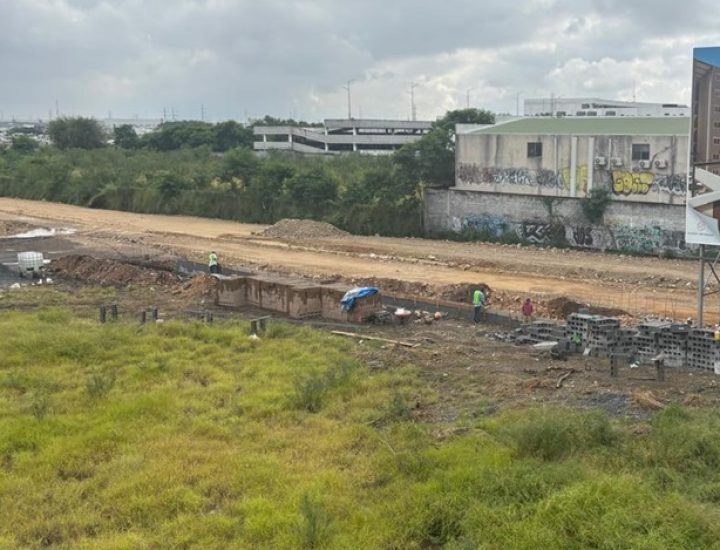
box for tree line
[0,109,494,236]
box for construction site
[3,196,720,418]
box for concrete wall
[215,276,377,321]
[425,188,687,255]
[456,133,687,204]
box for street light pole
[409,82,419,121]
[342,79,355,119]
[466,87,475,109]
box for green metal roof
[469,116,690,136]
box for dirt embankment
[49,255,180,286]
[257,219,349,240]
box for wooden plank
[330,331,420,348]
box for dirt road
[0,198,706,319]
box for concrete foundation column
[570,136,578,197]
[587,136,595,193]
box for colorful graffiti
[457,164,563,189]
[612,225,685,254]
[612,171,686,196]
[461,214,509,237]
[560,165,588,194]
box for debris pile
[178,273,217,299]
[49,255,180,287]
[258,219,349,240]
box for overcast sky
[2,0,719,122]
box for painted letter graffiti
[612,171,686,196]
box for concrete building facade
[253,118,432,155]
[455,117,689,204]
[424,117,692,255]
[525,97,689,118]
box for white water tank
[17,252,44,276]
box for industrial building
[425,116,691,255]
[524,97,689,118]
[253,118,432,155]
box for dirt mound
[179,273,217,299]
[49,255,180,287]
[546,296,629,319]
[0,220,35,237]
[259,219,349,240]
[546,297,586,318]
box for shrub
[85,371,116,399]
[580,187,611,224]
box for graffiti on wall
[516,221,554,243]
[457,164,563,189]
[560,165,588,194]
[569,225,594,247]
[612,225,685,254]
[460,214,509,237]
[612,171,686,196]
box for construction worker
[521,298,534,323]
[473,288,485,323]
[208,251,219,274]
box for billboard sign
[687,47,720,245]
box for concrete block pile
[513,314,720,372]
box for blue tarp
[340,287,379,312]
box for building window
[632,144,650,161]
[715,122,720,128]
[714,106,720,112]
[714,137,720,145]
[714,154,720,161]
[606,111,616,116]
[587,111,598,116]
[527,142,543,158]
[576,111,586,116]
[581,103,590,109]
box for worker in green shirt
[208,251,219,274]
[473,288,485,323]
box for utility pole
[342,79,354,119]
[516,92,521,116]
[466,88,474,109]
[409,82,419,121]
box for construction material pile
[177,272,217,299]
[49,255,180,287]
[258,219,349,240]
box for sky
[1,0,720,122]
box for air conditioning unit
[655,159,668,169]
[638,160,651,169]
[594,156,607,167]
[611,157,623,167]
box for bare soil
[0,198,706,321]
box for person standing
[208,251,219,274]
[473,288,485,323]
[522,298,534,323]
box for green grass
[1,309,720,548]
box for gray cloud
[0,0,718,121]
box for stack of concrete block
[566,313,595,341]
[516,321,562,344]
[586,317,621,357]
[687,329,720,372]
[658,324,690,367]
[615,327,638,357]
[635,320,672,362]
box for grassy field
[2,307,720,548]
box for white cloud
[1,0,719,120]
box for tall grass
[0,308,719,548]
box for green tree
[10,135,39,154]
[113,124,140,149]
[220,148,261,190]
[285,165,339,219]
[47,117,106,150]
[142,121,215,151]
[395,108,495,188]
[212,121,253,152]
